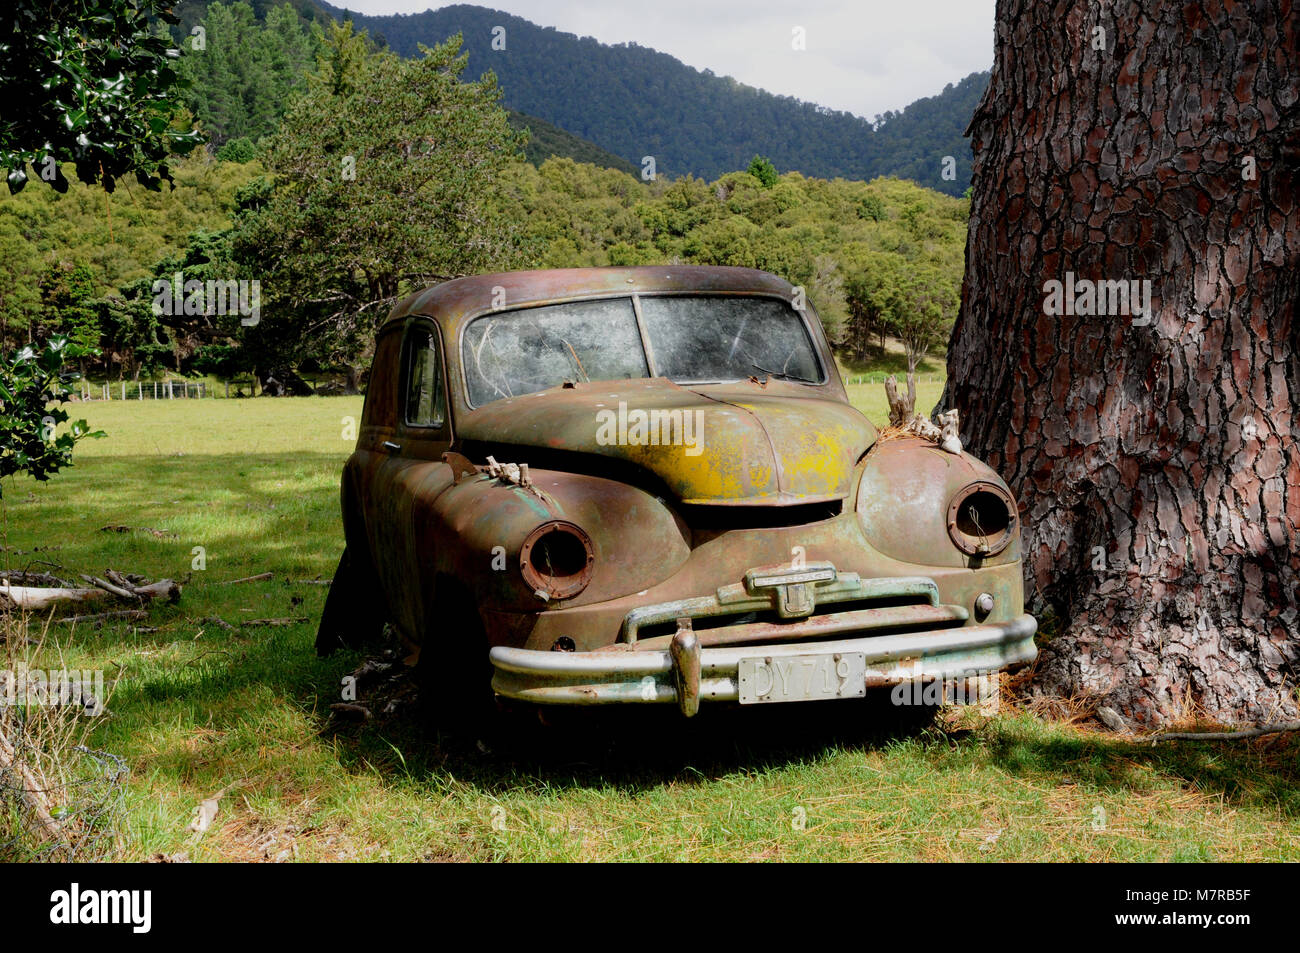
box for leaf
[6,166,28,194]
[188,791,224,834]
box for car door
[367,317,454,644]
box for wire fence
[78,376,343,400]
[0,732,129,862]
[81,380,207,400]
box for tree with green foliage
[0,337,101,498]
[844,253,905,359]
[0,0,202,193]
[39,263,101,370]
[215,138,259,163]
[177,2,318,149]
[95,292,171,380]
[231,23,534,389]
[889,262,959,374]
[845,254,958,373]
[747,155,778,188]
[0,150,265,362]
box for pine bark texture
[946,0,1300,725]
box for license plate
[737,652,867,705]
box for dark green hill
[315,2,988,196]
[507,111,638,176]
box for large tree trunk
[946,0,1299,726]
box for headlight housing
[946,482,1018,557]
[520,521,595,601]
[855,439,1022,567]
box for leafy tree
[95,292,170,380]
[747,155,778,188]
[215,138,259,163]
[857,193,886,222]
[844,254,905,359]
[39,263,101,368]
[0,151,265,361]
[0,337,101,498]
[177,2,318,148]
[890,262,958,374]
[0,0,202,193]
[231,24,534,389]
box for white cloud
[333,0,995,119]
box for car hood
[456,377,876,505]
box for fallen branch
[329,702,372,721]
[99,524,179,540]
[0,723,66,845]
[2,573,181,613]
[54,609,149,626]
[199,616,237,632]
[81,574,137,601]
[1148,720,1300,743]
[218,572,273,585]
[0,570,73,588]
[80,574,181,605]
[289,578,331,586]
[0,583,105,611]
[241,617,308,627]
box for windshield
[463,297,649,406]
[461,294,822,406]
[639,295,823,384]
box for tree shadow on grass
[977,718,1300,818]
[320,674,1300,821]
[90,605,1299,825]
[322,690,941,798]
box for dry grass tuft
[0,612,126,860]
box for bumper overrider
[488,564,1038,716]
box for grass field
[2,393,1297,861]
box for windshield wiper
[751,363,816,384]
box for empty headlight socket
[946,482,1017,557]
[520,521,595,601]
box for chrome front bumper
[489,613,1038,716]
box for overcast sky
[338,1,996,120]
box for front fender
[420,467,692,612]
[854,437,1022,569]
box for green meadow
[1,394,1295,861]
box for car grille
[621,572,969,650]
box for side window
[403,324,446,429]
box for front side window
[462,297,648,406]
[403,325,445,428]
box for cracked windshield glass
[463,295,822,405]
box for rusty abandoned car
[316,266,1036,724]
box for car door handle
[382,441,401,453]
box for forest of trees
[308,2,988,196]
[0,2,967,392]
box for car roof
[381,265,796,334]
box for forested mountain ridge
[314,2,988,196]
[1,3,969,388]
[507,111,639,176]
